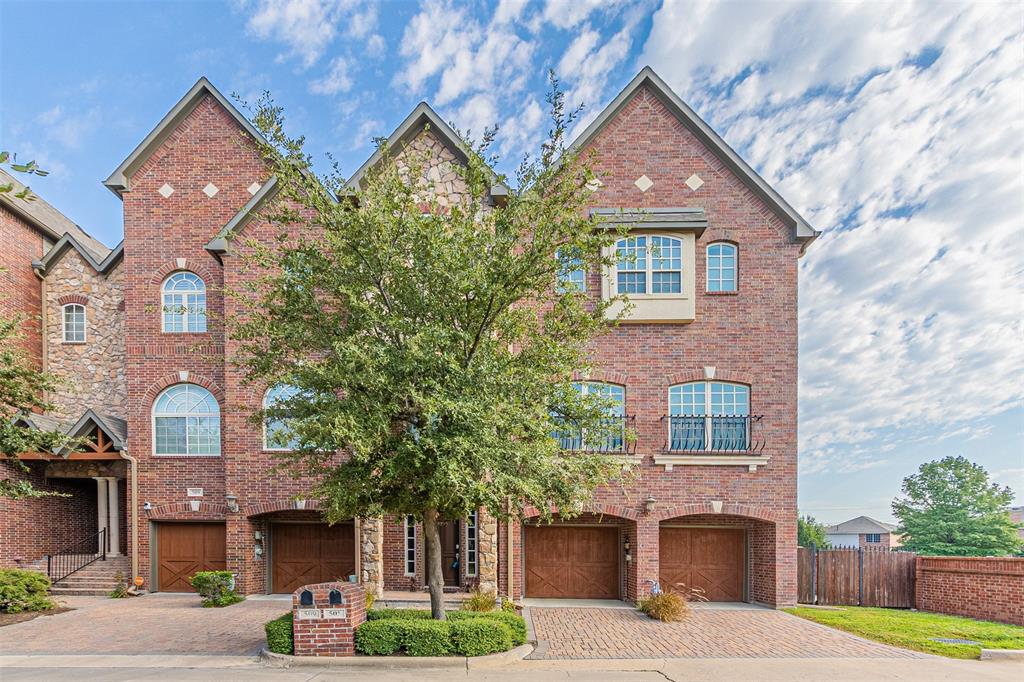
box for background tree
[892,455,1022,556]
[797,515,830,548]
[231,76,631,618]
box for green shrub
[449,610,527,646]
[460,588,498,612]
[366,608,432,621]
[264,613,293,655]
[450,619,514,656]
[400,620,453,656]
[0,569,56,613]
[355,619,405,655]
[501,598,517,613]
[189,571,244,608]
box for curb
[980,649,1024,661]
[259,644,534,669]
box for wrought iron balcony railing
[662,414,764,453]
[552,415,635,453]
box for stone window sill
[705,290,739,296]
[61,340,87,345]
[653,453,770,472]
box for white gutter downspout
[119,448,139,582]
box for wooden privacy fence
[798,545,917,607]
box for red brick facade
[291,582,367,656]
[915,556,1024,626]
[0,203,45,365]
[4,70,809,608]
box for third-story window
[466,510,478,577]
[616,235,683,295]
[707,243,737,292]
[62,303,86,342]
[162,272,207,332]
[668,382,750,451]
[404,516,417,576]
[263,384,301,450]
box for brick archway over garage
[654,502,781,524]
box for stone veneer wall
[393,129,492,211]
[44,249,126,421]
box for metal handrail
[662,414,765,453]
[47,529,107,584]
[553,415,636,453]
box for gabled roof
[33,232,123,277]
[826,516,898,534]
[0,168,111,260]
[17,408,126,457]
[568,66,820,253]
[103,76,266,197]
[205,176,279,255]
[344,102,509,202]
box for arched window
[153,384,220,455]
[62,303,86,343]
[162,272,207,333]
[264,384,301,450]
[707,243,737,292]
[556,382,626,451]
[615,235,683,295]
[668,382,749,451]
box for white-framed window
[556,248,585,293]
[707,242,737,292]
[152,383,221,456]
[556,382,626,451]
[263,384,301,451]
[465,510,478,577]
[62,303,86,343]
[668,381,750,451]
[162,272,207,333]
[865,533,881,543]
[404,516,416,576]
[615,235,683,295]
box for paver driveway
[0,594,288,655]
[529,605,928,659]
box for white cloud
[36,105,101,150]
[243,0,343,68]
[641,0,1024,473]
[494,0,529,24]
[542,0,609,29]
[309,56,354,95]
[351,117,382,151]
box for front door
[426,520,461,587]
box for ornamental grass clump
[637,592,688,622]
[460,588,498,612]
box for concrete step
[50,586,114,596]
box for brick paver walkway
[0,595,289,655]
[529,607,927,659]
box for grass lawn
[785,606,1024,659]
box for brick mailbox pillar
[291,582,367,657]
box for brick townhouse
[0,67,817,606]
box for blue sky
[1,0,1021,524]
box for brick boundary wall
[915,557,1024,626]
[291,582,367,657]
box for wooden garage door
[157,522,226,592]
[660,527,744,601]
[525,525,619,599]
[272,523,355,594]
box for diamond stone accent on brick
[203,183,219,198]
[158,183,174,198]
[247,182,261,195]
[685,173,704,191]
[585,178,603,192]
[634,174,653,192]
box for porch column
[106,478,121,556]
[94,477,109,554]
[359,517,384,597]
[477,509,499,594]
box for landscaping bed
[265,608,527,657]
[785,606,1024,659]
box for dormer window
[62,303,86,343]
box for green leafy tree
[0,151,48,201]
[798,515,830,548]
[231,75,632,618]
[892,456,1022,556]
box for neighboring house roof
[205,176,279,255]
[343,101,510,202]
[33,233,124,277]
[567,66,820,253]
[0,167,110,260]
[103,76,266,197]
[825,516,898,535]
[17,408,126,456]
